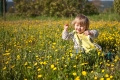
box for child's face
[74,23,86,34]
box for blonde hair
[72,14,89,30]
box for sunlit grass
[0,20,120,80]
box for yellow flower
[62,57,65,59]
[27,66,32,69]
[73,65,77,68]
[3,52,10,56]
[38,74,42,78]
[94,76,97,80]
[111,64,114,67]
[52,42,56,45]
[73,72,77,76]
[51,64,54,68]
[2,66,6,70]
[17,55,20,60]
[91,71,94,73]
[37,68,41,71]
[100,78,104,80]
[82,71,87,76]
[97,51,101,56]
[70,53,73,57]
[106,78,110,80]
[53,67,57,70]
[34,62,37,66]
[64,65,67,67]
[74,76,80,80]
[11,65,15,68]
[40,62,43,64]
[101,69,104,73]
[24,62,28,66]
[105,74,109,77]
[43,61,47,65]
[81,63,84,66]
[5,61,9,64]
[110,75,113,78]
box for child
[62,14,102,53]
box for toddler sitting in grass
[62,14,102,53]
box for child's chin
[77,31,82,34]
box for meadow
[0,19,120,80]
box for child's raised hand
[84,30,92,36]
[64,24,69,30]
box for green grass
[0,19,120,80]
[0,12,120,21]
[88,12,120,21]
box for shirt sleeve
[89,30,99,39]
[62,30,74,40]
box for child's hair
[72,14,89,30]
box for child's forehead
[75,21,86,25]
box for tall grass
[0,19,120,80]
[0,12,120,21]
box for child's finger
[65,24,69,26]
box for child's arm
[84,30,99,39]
[89,30,99,38]
[62,24,74,40]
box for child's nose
[77,26,81,29]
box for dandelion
[29,51,31,53]
[82,71,87,76]
[5,61,9,64]
[55,49,58,52]
[74,76,80,80]
[64,65,67,67]
[97,51,101,56]
[2,66,6,70]
[101,69,105,73]
[11,65,15,68]
[43,61,47,65]
[100,62,103,64]
[73,65,77,68]
[114,59,117,62]
[91,71,94,73]
[106,63,110,66]
[62,57,65,60]
[70,53,73,57]
[111,64,114,67]
[52,42,56,45]
[95,65,98,67]
[40,62,43,65]
[51,64,54,68]
[81,63,84,66]
[38,74,42,78]
[110,75,113,78]
[34,62,38,66]
[17,55,20,60]
[105,74,109,77]
[106,78,110,80]
[24,62,28,66]
[27,66,32,69]
[53,67,57,70]
[37,68,41,71]
[100,77,104,80]
[3,52,10,56]
[94,76,97,80]
[36,55,39,58]
[73,72,77,76]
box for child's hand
[84,30,92,36]
[64,24,69,30]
